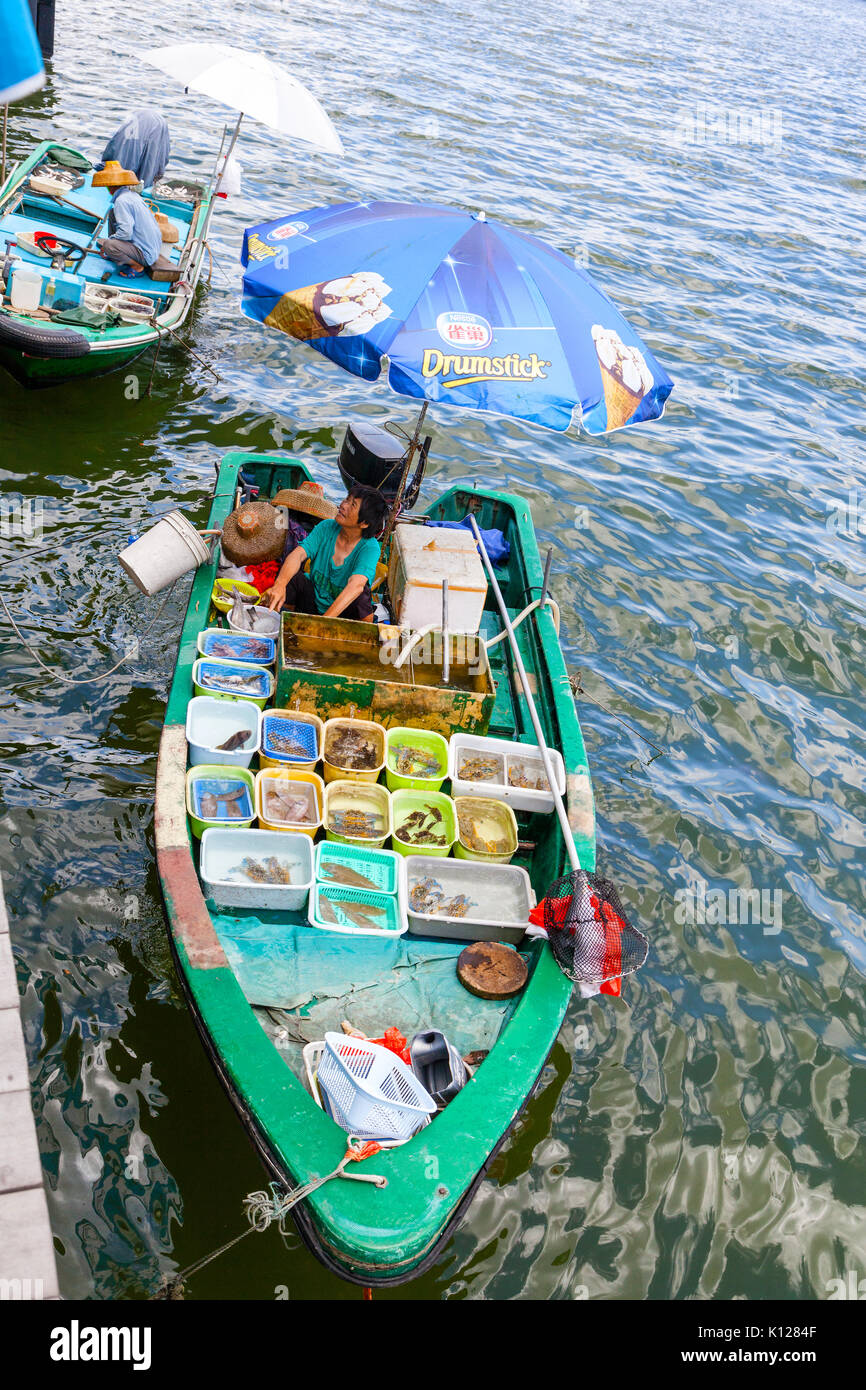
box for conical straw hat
[271,481,337,522]
[153,211,179,244]
[92,161,140,188]
[220,501,285,565]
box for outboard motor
[339,421,431,509]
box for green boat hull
[0,336,152,386]
[155,450,597,1285]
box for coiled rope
[152,1141,385,1300]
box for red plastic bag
[372,1026,410,1066]
[245,559,280,594]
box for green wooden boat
[0,141,212,387]
[155,449,596,1286]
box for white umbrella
[139,43,344,166]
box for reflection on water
[0,0,865,1301]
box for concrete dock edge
[0,871,60,1300]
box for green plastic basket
[323,779,391,850]
[185,764,257,840]
[311,885,405,937]
[315,841,401,896]
[390,788,457,859]
[385,727,449,792]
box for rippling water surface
[1,0,865,1301]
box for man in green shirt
[265,484,388,621]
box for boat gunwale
[165,923,554,1287]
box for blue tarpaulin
[212,913,518,1072]
[425,518,510,565]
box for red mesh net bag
[543,870,648,985]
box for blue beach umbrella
[0,0,45,107]
[240,200,673,435]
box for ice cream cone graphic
[265,272,393,343]
[592,325,654,431]
[266,282,333,340]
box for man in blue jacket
[93,162,180,281]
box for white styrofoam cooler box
[448,732,566,814]
[199,828,313,911]
[388,524,487,633]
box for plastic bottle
[1,241,17,295]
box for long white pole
[220,112,244,177]
[195,113,244,275]
[441,577,449,684]
[468,514,579,872]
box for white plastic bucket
[227,604,280,638]
[10,263,43,312]
[118,510,211,596]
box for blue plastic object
[0,0,45,105]
[262,715,319,762]
[425,518,510,565]
[315,842,400,896]
[101,109,170,190]
[200,631,276,665]
[193,779,254,821]
[198,662,269,698]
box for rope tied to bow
[153,1139,385,1299]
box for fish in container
[196,780,254,821]
[263,782,317,826]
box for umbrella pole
[222,112,244,172]
[201,112,243,251]
[382,401,428,544]
[441,577,449,684]
[210,123,229,184]
[206,112,243,204]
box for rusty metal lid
[457,941,528,999]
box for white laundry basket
[316,1033,435,1142]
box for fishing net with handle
[543,870,648,985]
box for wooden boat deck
[0,142,211,383]
[1,154,197,282]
